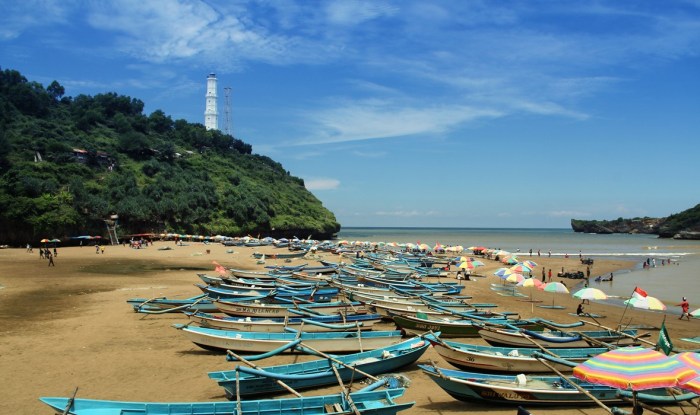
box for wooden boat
[478,326,645,348]
[419,364,698,405]
[196,283,339,302]
[253,250,308,259]
[213,298,368,318]
[40,387,414,415]
[427,338,608,372]
[184,311,382,332]
[209,335,434,398]
[392,314,542,338]
[126,294,219,313]
[174,324,405,353]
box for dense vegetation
[571,204,700,238]
[0,68,340,244]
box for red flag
[633,286,648,299]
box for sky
[2,1,699,229]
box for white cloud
[295,100,503,145]
[324,0,398,25]
[305,178,340,190]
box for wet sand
[0,242,697,415]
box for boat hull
[209,336,432,397]
[419,365,697,406]
[177,326,405,353]
[40,388,414,415]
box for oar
[226,350,302,397]
[331,366,362,415]
[61,386,78,415]
[534,357,617,414]
[513,329,563,359]
[579,319,655,348]
[296,342,379,382]
[134,296,165,312]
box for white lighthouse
[204,73,218,130]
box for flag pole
[616,287,641,331]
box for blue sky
[2,1,699,228]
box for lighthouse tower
[204,73,218,130]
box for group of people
[37,246,57,266]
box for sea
[335,227,700,308]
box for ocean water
[336,227,700,308]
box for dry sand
[1,242,697,415]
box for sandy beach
[1,242,697,415]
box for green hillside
[0,68,340,244]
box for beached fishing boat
[253,250,308,259]
[40,386,415,415]
[174,324,405,353]
[213,298,368,318]
[209,335,434,398]
[478,326,646,348]
[428,338,608,372]
[126,294,219,313]
[419,364,698,405]
[392,314,541,338]
[196,283,339,302]
[184,311,382,332]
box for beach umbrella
[493,268,510,277]
[573,287,608,301]
[40,238,50,243]
[518,278,544,289]
[523,260,538,268]
[541,281,569,308]
[624,296,667,311]
[509,263,532,274]
[541,281,569,294]
[517,277,543,301]
[573,346,696,391]
[504,273,525,284]
[670,352,700,394]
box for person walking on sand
[47,252,55,266]
[678,297,691,320]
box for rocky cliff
[571,204,700,239]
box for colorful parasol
[509,263,532,274]
[573,346,697,391]
[540,281,569,308]
[573,287,608,301]
[624,295,667,311]
[671,352,700,394]
[541,281,569,294]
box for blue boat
[175,325,405,353]
[184,311,383,332]
[209,334,435,398]
[419,364,698,406]
[196,283,339,302]
[126,294,219,313]
[40,386,414,415]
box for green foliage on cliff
[658,204,700,237]
[0,68,340,244]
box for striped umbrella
[540,282,569,308]
[573,346,697,391]
[671,352,700,395]
[572,287,608,301]
[624,295,667,311]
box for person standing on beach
[678,297,691,320]
[47,252,55,266]
[548,269,552,282]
